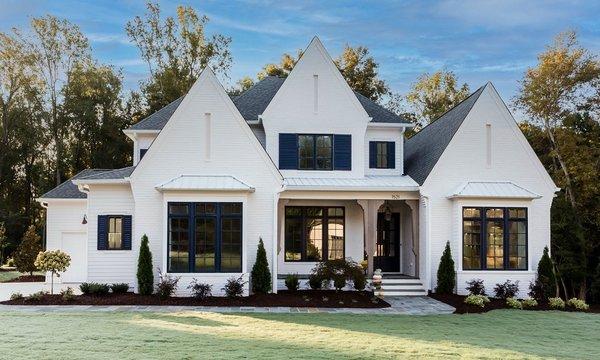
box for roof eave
[283,185,420,192]
[447,194,542,200]
[367,122,414,129]
[72,179,130,185]
[155,187,255,193]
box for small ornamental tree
[436,242,456,294]
[137,234,154,295]
[251,238,271,294]
[35,250,71,294]
[14,225,42,275]
[537,247,557,299]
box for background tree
[405,70,470,129]
[257,51,301,80]
[16,15,91,186]
[228,76,255,96]
[335,45,388,101]
[13,225,41,275]
[0,222,6,264]
[126,1,232,114]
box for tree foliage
[537,247,557,299]
[436,242,456,294]
[126,1,232,113]
[405,70,470,129]
[13,225,41,275]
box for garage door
[60,232,87,283]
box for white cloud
[87,32,131,45]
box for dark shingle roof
[40,166,136,199]
[79,166,135,180]
[404,85,486,185]
[40,169,110,199]
[125,76,408,131]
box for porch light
[81,214,87,225]
[384,201,392,222]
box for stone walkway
[0,296,454,315]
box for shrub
[352,271,367,291]
[156,270,180,299]
[308,274,322,290]
[506,297,523,309]
[567,298,589,311]
[188,279,212,300]
[310,259,364,291]
[35,250,71,294]
[285,274,300,291]
[137,234,154,295]
[10,292,23,301]
[549,297,565,309]
[87,283,110,296]
[436,242,455,294]
[5,258,14,267]
[464,294,490,308]
[26,290,47,301]
[465,279,486,295]
[251,238,271,294]
[333,274,346,290]
[537,246,556,300]
[110,283,130,294]
[528,279,546,302]
[222,276,246,298]
[61,287,75,301]
[14,225,41,275]
[522,298,538,308]
[493,280,520,299]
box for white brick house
[39,37,557,297]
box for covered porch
[274,176,423,292]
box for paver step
[381,284,425,291]
[380,290,428,296]
[380,278,423,285]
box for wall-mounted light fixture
[383,201,393,222]
[81,214,88,225]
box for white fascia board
[72,179,130,185]
[36,198,87,203]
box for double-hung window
[298,134,333,170]
[107,216,123,250]
[284,206,344,262]
[462,207,527,270]
[168,202,242,273]
[369,141,395,169]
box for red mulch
[2,290,390,308]
[4,275,45,283]
[429,292,600,314]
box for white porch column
[406,199,420,278]
[357,199,384,276]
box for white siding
[262,38,370,179]
[420,85,556,297]
[133,133,158,165]
[129,69,282,295]
[364,128,404,176]
[86,184,136,284]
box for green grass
[0,309,598,359]
[0,271,43,282]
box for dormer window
[369,141,395,169]
[279,133,351,171]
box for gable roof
[78,166,135,181]
[39,169,110,199]
[404,85,486,185]
[125,75,409,132]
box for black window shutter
[122,215,132,250]
[387,142,396,169]
[97,215,108,250]
[279,133,298,169]
[369,141,377,168]
[333,134,352,170]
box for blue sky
[1,0,599,110]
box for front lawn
[0,270,44,283]
[0,309,598,359]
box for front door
[374,213,400,272]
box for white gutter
[282,185,420,192]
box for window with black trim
[107,216,123,250]
[298,134,332,170]
[369,141,395,169]
[462,207,527,270]
[168,202,242,273]
[284,206,344,262]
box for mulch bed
[3,275,46,283]
[430,292,600,314]
[2,290,390,308]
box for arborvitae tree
[14,225,42,275]
[537,246,557,299]
[436,242,456,294]
[251,238,271,294]
[137,234,154,295]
